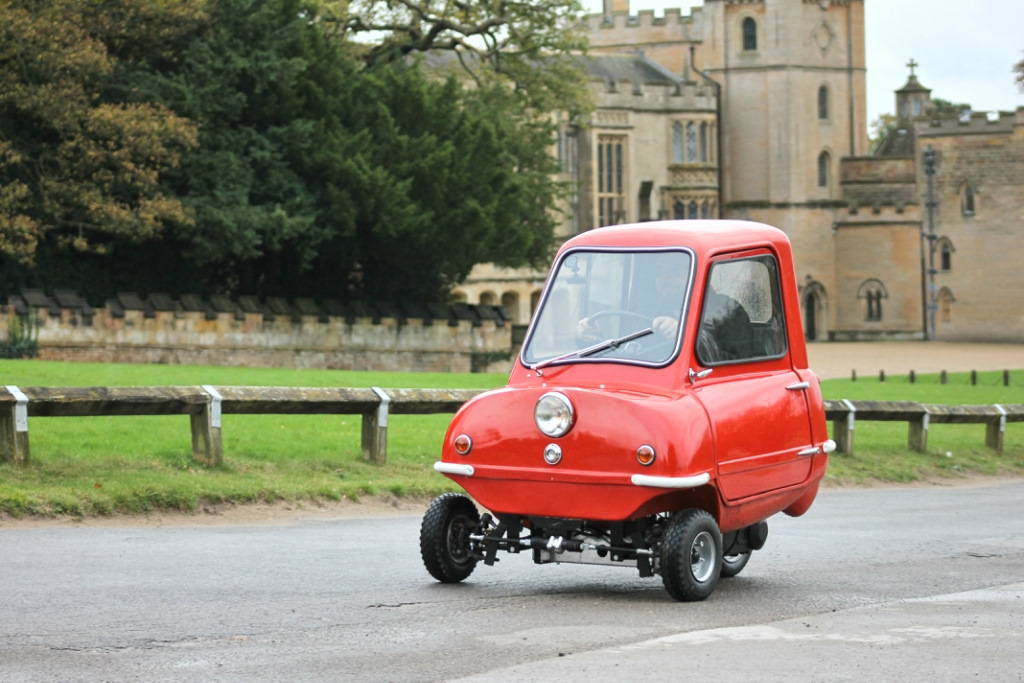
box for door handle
[786,381,811,391]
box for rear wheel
[720,552,751,578]
[420,493,480,583]
[660,510,722,602]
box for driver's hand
[652,315,678,338]
[576,317,600,342]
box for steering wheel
[588,309,653,326]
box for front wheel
[660,510,722,602]
[420,493,481,583]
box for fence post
[908,409,929,452]
[361,387,390,465]
[1,386,30,465]
[986,405,1006,453]
[191,386,224,465]
[832,399,856,454]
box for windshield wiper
[529,328,653,372]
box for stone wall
[2,295,515,373]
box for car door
[690,252,816,502]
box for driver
[576,257,686,343]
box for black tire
[720,552,751,578]
[420,493,481,583]
[660,509,722,602]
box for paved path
[806,341,1024,380]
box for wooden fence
[2,387,1022,466]
[1,386,482,466]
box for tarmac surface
[806,341,1024,380]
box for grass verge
[0,361,1022,518]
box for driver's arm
[652,315,678,339]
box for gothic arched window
[857,279,888,322]
[817,151,830,188]
[961,184,976,215]
[742,17,757,51]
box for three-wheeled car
[421,220,834,601]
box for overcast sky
[581,1,1024,124]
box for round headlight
[535,391,575,438]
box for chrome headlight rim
[534,391,575,438]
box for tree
[868,113,896,154]
[320,0,592,114]
[0,0,198,263]
[298,62,563,303]
[1015,52,1024,93]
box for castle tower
[694,0,867,207]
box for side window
[696,255,787,365]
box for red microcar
[420,220,834,601]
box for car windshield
[522,249,693,368]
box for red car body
[421,220,834,601]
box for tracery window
[857,279,887,322]
[699,122,709,162]
[686,122,698,162]
[671,122,684,164]
[597,135,626,226]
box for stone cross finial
[906,59,918,76]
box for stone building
[455,0,1024,344]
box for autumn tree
[0,0,198,263]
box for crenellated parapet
[918,108,1023,136]
[2,290,514,372]
[584,6,703,45]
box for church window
[937,238,954,271]
[700,200,709,219]
[597,135,627,226]
[857,279,887,322]
[699,122,709,162]
[686,122,698,162]
[817,151,830,188]
[673,198,686,220]
[672,122,684,163]
[742,17,757,51]
[818,86,828,119]
[913,99,922,117]
[961,184,975,215]
[688,200,698,219]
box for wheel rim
[689,530,716,583]
[445,514,473,566]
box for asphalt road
[2,480,1023,682]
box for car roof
[558,220,791,257]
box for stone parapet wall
[4,304,514,373]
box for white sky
[581,1,1024,124]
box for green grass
[1,360,1022,518]
[819,370,1024,485]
